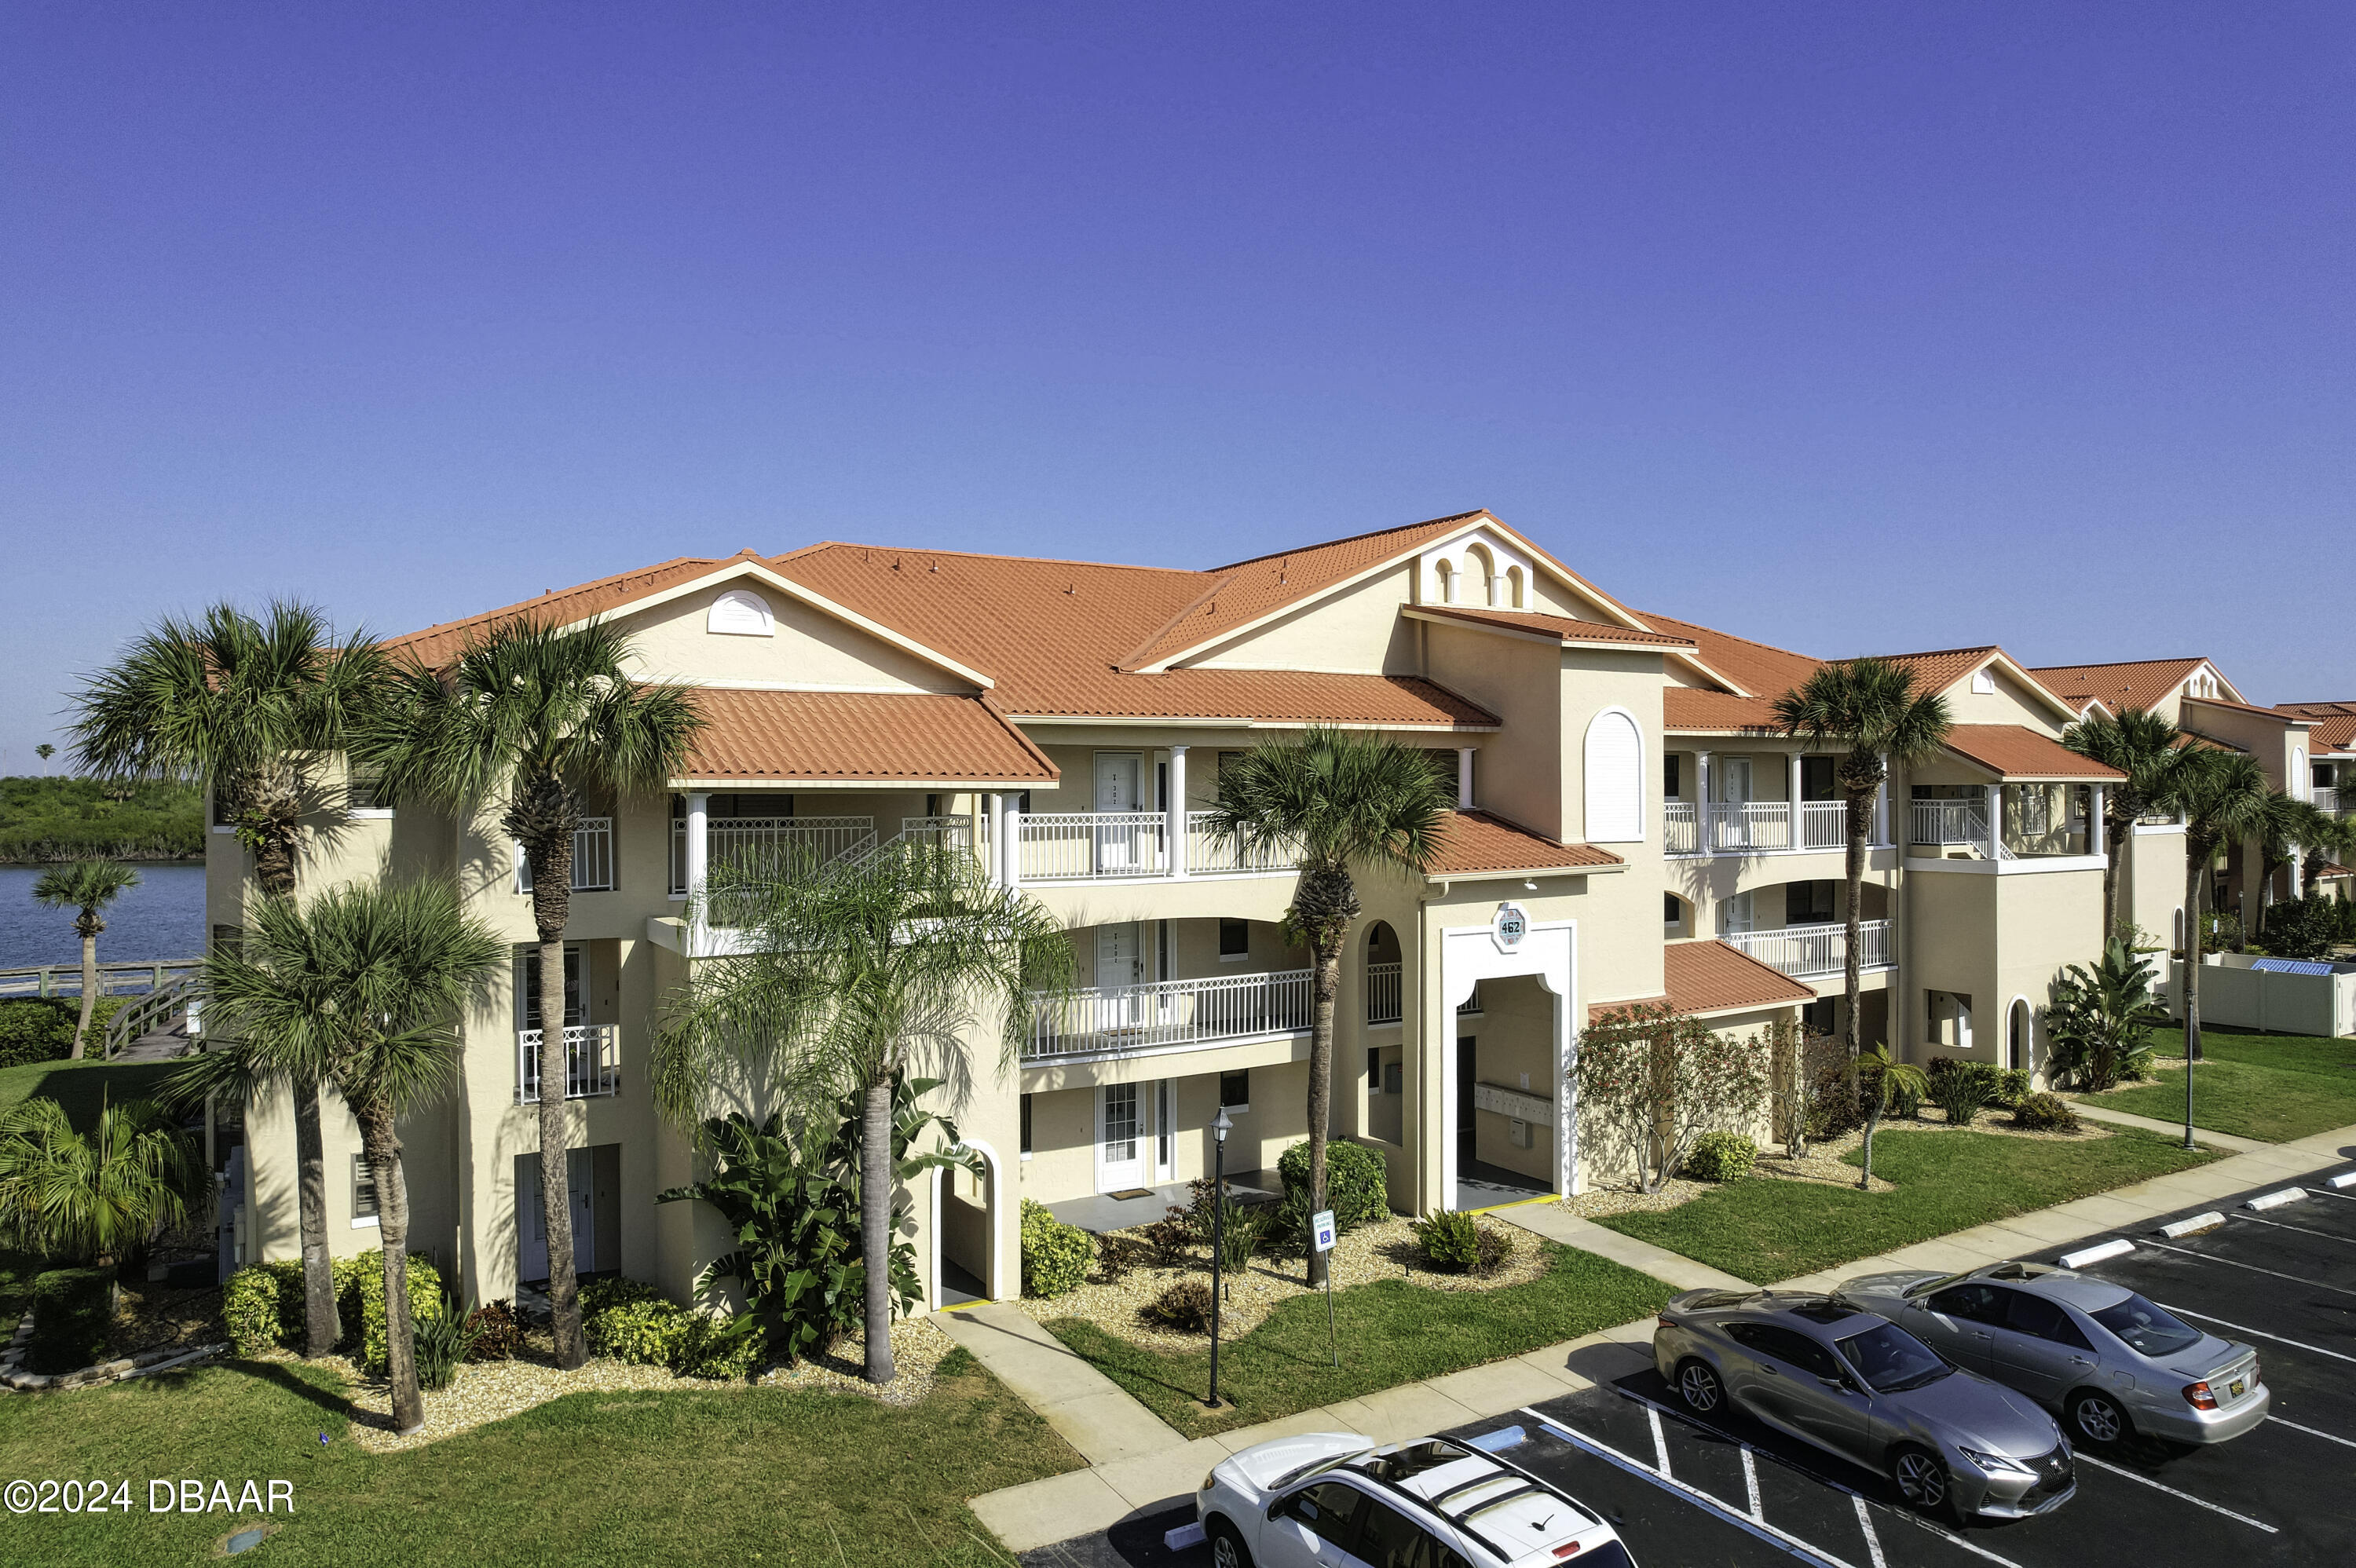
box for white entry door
[1093,753,1146,870]
[1096,923,1143,1029]
[518,1148,595,1282]
[1097,1082,1150,1191]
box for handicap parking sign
[1312,1209,1337,1254]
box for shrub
[463,1299,519,1361]
[679,1315,762,1380]
[1992,1068,2032,1109]
[589,1297,697,1366]
[580,1274,665,1318]
[1411,1210,1513,1275]
[2010,1093,2081,1133]
[330,1250,444,1375]
[27,1266,112,1372]
[412,1292,481,1391]
[1020,1199,1093,1298]
[1275,1139,1392,1230]
[0,1000,74,1069]
[1926,1060,1997,1128]
[1142,1278,1216,1333]
[1682,1131,1758,1182]
[1888,1073,1924,1120]
[1136,1213,1195,1268]
[223,1259,306,1357]
[1184,1179,1272,1270]
[1805,1069,1865,1139]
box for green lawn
[0,1347,1074,1567]
[1596,1128,2216,1285]
[2080,1026,2356,1142]
[1045,1241,1673,1437]
[0,1058,182,1125]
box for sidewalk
[964,1120,2356,1555]
[931,1303,1183,1464]
[2067,1097,2274,1153]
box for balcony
[1666,799,1850,857]
[515,817,615,893]
[1014,810,1297,883]
[1026,968,1312,1061]
[1909,788,2088,861]
[1721,919,1894,980]
[669,814,882,894]
[1366,961,1402,1025]
[516,1024,620,1103]
[2318,787,2343,816]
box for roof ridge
[1114,571,1243,670]
[385,554,723,647]
[2028,656,2208,673]
[781,539,1216,579]
[1637,609,1824,668]
[1205,509,1487,573]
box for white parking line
[1742,1445,1762,1518]
[2160,1303,2356,1365]
[1649,1402,1672,1478]
[2076,1454,2278,1533]
[2139,1239,2356,1296]
[2267,1415,2356,1451]
[2230,1211,2356,1246]
[1849,1496,1887,1568]
[1519,1408,1860,1568]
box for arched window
[708,587,775,637]
[1464,544,1496,607]
[1435,559,1455,604]
[1583,708,1644,842]
[1363,921,1402,1025]
[1505,565,1525,609]
[2294,748,2307,800]
[2173,907,2186,951]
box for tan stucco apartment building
[214,509,2193,1314]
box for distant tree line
[0,776,203,863]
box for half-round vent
[708,588,775,637]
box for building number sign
[1493,901,1529,949]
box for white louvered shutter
[1584,710,1644,842]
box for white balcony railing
[1720,919,1894,979]
[671,815,878,894]
[1664,801,1699,854]
[516,817,615,894]
[1026,967,1312,1059]
[1187,811,1298,875]
[2316,787,2343,815]
[1910,799,1988,851]
[1366,961,1403,1025]
[1019,811,1169,881]
[516,1024,620,1103]
[1707,801,1792,853]
[1668,799,1862,857]
[1800,799,1846,850]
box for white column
[1984,783,2003,860]
[1696,751,1714,850]
[686,791,711,948]
[982,793,1002,886]
[1456,747,1476,810]
[1787,751,1804,850]
[1167,746,1190,879]
[2090,784,2107,857]
[1001,793,1023,890]
[1875,753,1890,846]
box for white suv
[1195,1429,1637,1568]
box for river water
[0,864,207,969]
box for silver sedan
[1834,1260,2267,1448]
[1654,1288,2075,1521]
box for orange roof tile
[1414,605,1696,649]
[1663,689,1784,734]
[1941,725,2124,780]
[1637,612,1823,700]
[1587,940,1815,1022]
[2028,657,2211,714]
[676,690,1058,785]
[2276,701,2356,753]
[2185,693,2303,722]
[1425,810,1623,878]
[386,554,732,667]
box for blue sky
[4,4,2350,769]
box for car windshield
[2089,1294,2203,1358]
[1269,1449,1370,1493]
[1836,1321,1954,1393]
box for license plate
[2230,1378,2246,1398]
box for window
[1218,919,1250,960]
[1785,880,1835,924]
[1019,1095,1033,1158]
[352,1154,379,1224]
[1282,1482,1366,1549]
[347,765,390,815]
[706,587,775,636]
[1728,1322,1840,1380]
[1802,755,1836,801]
[1582,709,1644,842]
[1505,564,1525,609]
[1220,1071,1250,1111]
[1804,997,1835,1036]
[2004,1291,2092,1349]
[1926,1283,2007,1324]
[1355,1496,1443,1568]
[1367,1047,1383,1091]
[1435,559,1455,604]
[1663,892,1681,929]
[2089,1292,2201,1357]
[1663,755,1681,799]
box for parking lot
[1020,1161,2356,1568]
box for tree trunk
[861,1073,896,1383]
[70,930,97,1060]
[2101,806,2127,942]
[293,1079,339,1356]
[1858,1096,1880,1190]
[1842,781,1871,1060]
[1304,939,1341,1288]
[248,756,304,898]
[529,828,585,1369]
[359,1099,425,1435]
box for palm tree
[34,743,54,773]
[653,840,1072,1383]
[1205,727,1451,1288]
[2248,793,2324,940]
[2063,707,2182,941]
[357,617,700,1369]
[171,882,502,1432]
[2305,813,2356,899]
[1841,1045,1926,1190]
[0,1091,203,1272]
[1772,658,1955,1059]
[32,861,139,1060]
[2153,749,2272,1132]
[69,600,387,1357]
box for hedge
[581,1280,760,1380]
[1277,1139,1392,1230]
[27,1266,113,1372]
[0,1000,75,1070]
[223,1250,444,1371]
[1019,1199,1093,1298]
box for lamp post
[1208,1106,1231,1409]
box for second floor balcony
[1909,784,2089,861]
[1720,918,1894,980]
[1666,799,1851,857]
[516,1023,620,1103]
[1013,809,1297,883]
[1025,967,1312,1062]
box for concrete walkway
[2067,1096,2274,1153]
[965,1119,2356,1555]
[932,1303,1183,1465]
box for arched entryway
[1439,906,1575,1211]
[2007,998,2033,1074]
[931,1139,1003,1309]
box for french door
[1096,1082,1148,1191]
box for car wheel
[1205,1515,1254,1568]
[1890,1444,1956,1519]
[2069,1388,2131,1446]
[1675,1358,1724,1415]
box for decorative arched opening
[1363,920,1403,1024]
[2173,906,2186,952]
[1463,544,1497,607]
[2007,997,2033,1074]
[1505,564,1526,609]
[1435,558,1456,604]
[707,587,776,636]
[930,1139,1001,1308]
[1582,707,1644,842]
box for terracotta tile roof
[676,690,1058,785]
[1587,940,1816,1022]
[1637,612,1823,700]
[2277,701,2356,753]
[1663,689,1784,734]
[2028,657,2210,714]
[1874,645,2001,694]
[2185,693,2302,722]
[385,554,735,666]
[1425,810,1623,878]
[1941,725,2124,780]
[1414,605,1696,649]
